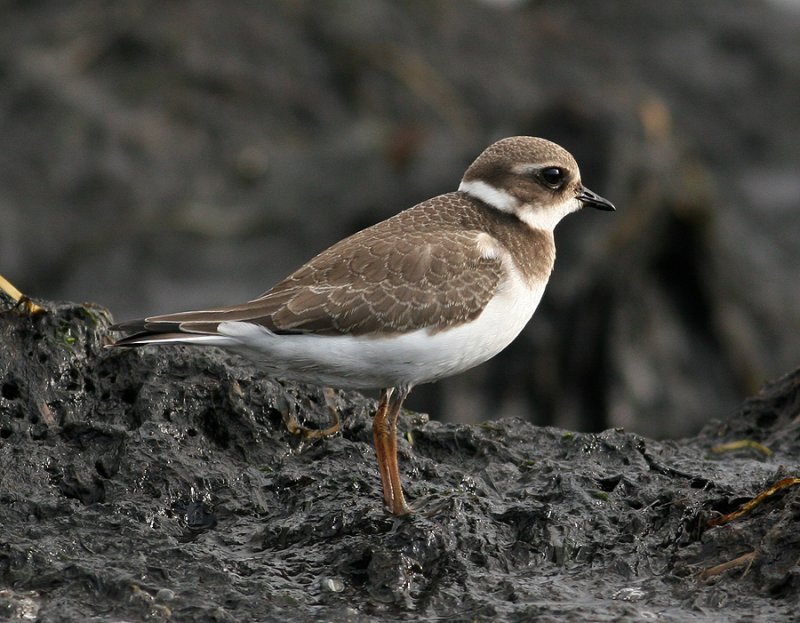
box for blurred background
[1,0,798,438]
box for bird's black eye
[540,167,565,189]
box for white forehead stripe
[458,179,519,213]
[510,162,542,175]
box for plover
[111,136,615,515]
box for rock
[1,297,798,621]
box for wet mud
[1,298,799,622]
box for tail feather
[109,290,298,347]
[110,312,230,348]
[112,331,237,347]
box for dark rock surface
[2,298,799,622]
[1,0,799,438]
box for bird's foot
[386,497,414,517]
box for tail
[109,303,278,348]
[109,288,307,348]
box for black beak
[578,187,616,211]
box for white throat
[459,179,580,232]
[517,197,581,231]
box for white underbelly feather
[217,267,547,389]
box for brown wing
[255,222,503,335]
[115,204,504,339]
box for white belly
[216,270,547,389]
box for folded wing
[112,214,503,345]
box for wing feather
[112,195,507,341]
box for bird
[111,136,615,516]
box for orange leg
[372,389,394,509]
[372,386,412,515]
[385,386,411,515]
